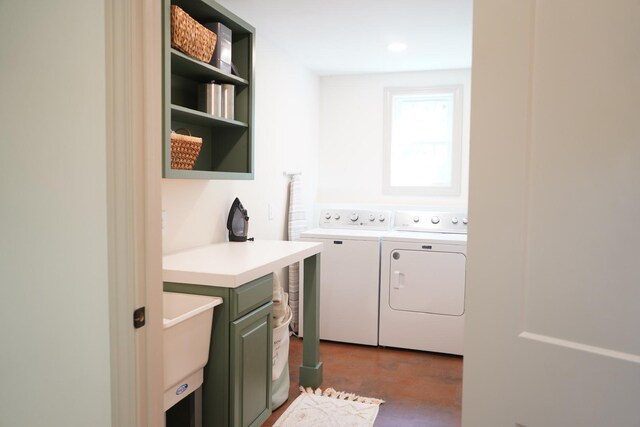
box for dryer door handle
[393,270,405,289]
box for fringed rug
[274,387,385,427]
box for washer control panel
[395,211,468,234]
[319,209,392,230]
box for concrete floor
[263,337,463,427]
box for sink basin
[163,292,223,411]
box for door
[463,0,640,426]
[389,249,466,315]
[230,303,273,427]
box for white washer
[300,209,391,346]
[379,211,468,355]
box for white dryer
[379,211,468,355]
[300,209,391,346]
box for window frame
[383,85,464,196]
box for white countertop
[163,240,323,288]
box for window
[383,86,463,196]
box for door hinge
[133,307,146,328]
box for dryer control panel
[319,209,392,230]
[395,211,468,234]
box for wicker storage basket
[170,5,217,63]
[170,129,203,170]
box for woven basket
[170,129,202,170]
[170,5,217,63]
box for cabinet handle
[333,240,343,244]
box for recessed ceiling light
[387,42,407,52]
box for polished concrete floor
[263,337,463,427]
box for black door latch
[133,307,146,328]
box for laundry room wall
[317,69,471,209]
[162,36,320,255]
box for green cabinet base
[165,273,273,427]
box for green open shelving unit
[162,0,255,180]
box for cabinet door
[230,302,272,427]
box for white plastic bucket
[272,309,292,381]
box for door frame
[106,0,164,425]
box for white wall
[0,1,112,426]
[318,69,471,209]
[162,37,320,262]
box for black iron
[227,197,249,242]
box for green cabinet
[162,0,255,179]
[230,303,272,427]
[164,274,273,427]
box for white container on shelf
[198,83,222,116]
[163,292,223,411]
[221,83,235,119]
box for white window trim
[383,85,464,196]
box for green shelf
[163,0,255,180]
[171,49,248,86]
[171,105,248,128]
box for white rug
[274,387,385,427]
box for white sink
[163,292,223,411]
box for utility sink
[163,292,223,411]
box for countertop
[163,240,323,288]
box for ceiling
[216,0,473,76]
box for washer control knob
[324,212,332,220]
[378,214,386,222]
[462,217,468,225]
[413,216,420,223]
[451,217,459,224]
[334,214,341,220]
[350,213,359,222]
[431,216,440,224]
[368,214,376,221]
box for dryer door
[389,249,466,315]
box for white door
[389,250,466,315]
[463,0,640,426]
